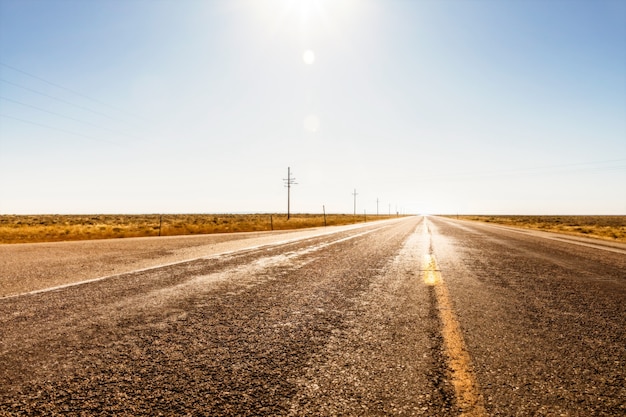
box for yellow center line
[423,254,487,417]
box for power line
[0,62,146,122]
[0,96,142,141]
[0,114,121,146]
[419,159,626,182]
[0,78,132,124]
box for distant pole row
[283,167,297,220]
[284,167,402,218]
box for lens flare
[302,49,315,64]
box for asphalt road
[1,216,624,416]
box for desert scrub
[0,213,400,244]
[450,215,626,243]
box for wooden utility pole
[352,189,358,216]
[377,198,379,216]
[284,167,297,220]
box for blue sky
[0,0,624,215]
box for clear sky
[0,0,625,215]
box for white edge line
[3,220,396,300]
[443,217,626,255]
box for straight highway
[1,216,624,416]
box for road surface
[1,216,624,416]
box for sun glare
[245,0,358,41]
[303,114,320,132]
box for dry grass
[450,215,626,243]
[0,213,399,244]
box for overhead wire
[0,78,129,123]
[0,63,158,147]
[0,114,121,145]
[419,159,626,182]
[0,95,143,142]
[0,62,147,123]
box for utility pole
[377,198,379,216]
[283,167,297,220]
[352,189,358,216]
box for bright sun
[245,0,359,52]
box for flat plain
[450,215,626,243]
[0,213,397,244]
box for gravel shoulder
[0,221,395,298]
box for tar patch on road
[426,283,457,413]
[423,254,487,417]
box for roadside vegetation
[0,213,399,244]
[450,215,626,243]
